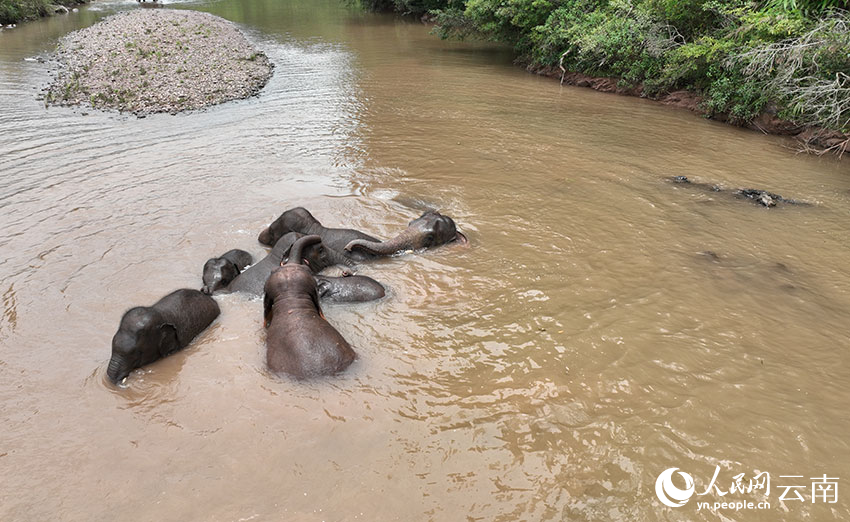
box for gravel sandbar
[47,9,273,115]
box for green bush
[765,0,849,16]
[0,0,85,25]
[356,0,454,15]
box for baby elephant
[202,249,253,294]
[107,289,220,384]
[229,232,352,296]
[264,235,355,378]
[316,275,385,303]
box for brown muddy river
[1,1,849,520]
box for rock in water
[736,189,783,208]
[46,9,273,115]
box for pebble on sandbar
[46,9,274,115]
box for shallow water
[1,1,849,520]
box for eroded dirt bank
[528,64,848,156]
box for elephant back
[153,289,220,346]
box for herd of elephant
[106,207,468,384]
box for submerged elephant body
[107,208,465,384]
[264,235,356,378]
[202,249,253,294]
[228,232,352,296]
[259,207,467,261]
[344,210,467,256]
[228,233,299,295]
[316,274,385,303]
[258,207,379,260]
[107,289,220,383]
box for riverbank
[46,9,273,115]
[527,64,849,156]
[368,1,850,157]
[0,0,86,25]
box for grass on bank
[0,0,86,25]
[360,0,850,137]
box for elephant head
[258,207,317,246]
[107,307,178,383]
[201,258,239,294]
[264,235,323,327]
[286,234,322,268]
[284,236,353,274]
[344,211,467,256]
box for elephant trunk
[345,229,417,256]
[258,227,272,245]
[287,235,322,265]
[107,356,128,383]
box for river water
[1,1,849,520]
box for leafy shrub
[0,0,84,25]
[356,0,453,15]
[732,11,850,130]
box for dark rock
[737,189,782,207]
[669,176,809,208]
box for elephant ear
[263,293,274,328]
[158,323,180,356]
[281,244,293,264]
[311,287,324,320]
[316,278,330,298]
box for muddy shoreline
[527,63,849,157]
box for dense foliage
[361,0,850,133]
[0,0,84,25]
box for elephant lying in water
[228,232,385,303]
[228,232,351,295]
[316,274,385,303]
[107,289,220,383]
[264,235,356,378]
[201,249,253,295]
[257,207,467,260]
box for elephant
[107,289,220,383]
[258,207,468,260]
[201,249,253,295]
[228,232,352,296]
[344,210,468,256]
[264,235,356,378]
[315,274,385,303]
[258,207,379,258]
